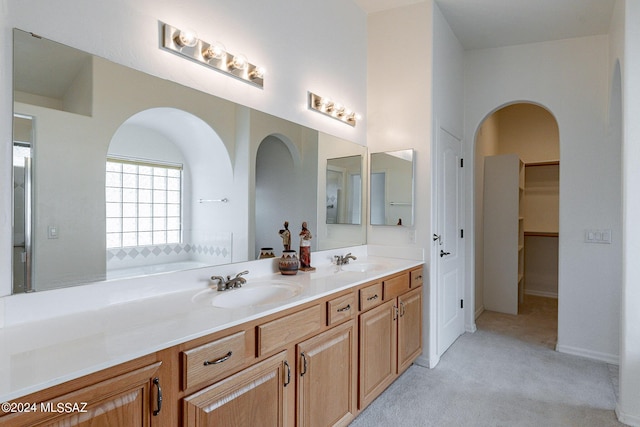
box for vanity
[4,28,423,426]
[0,252,423,426]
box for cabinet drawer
[359,282,383,311]
[258,305,323,356]
[327,293,356,326]
[383,273,410,301]
[182,331,247,390]
[410,268,424,288]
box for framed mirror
[11,29,367,293]
[370,149,415,226]
[325,155,362,225]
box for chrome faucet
[210,270,249,291]
[335,253,357,265]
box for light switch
[585,229,612,244]
[48,225,59,239]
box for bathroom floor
[476,294,558,349]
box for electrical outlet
[48,225,59,239]
[408,230,416,243]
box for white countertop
[0,251,422,403]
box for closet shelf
[524,231,559,237]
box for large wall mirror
[11,29,367,294]
[370,149,415,226]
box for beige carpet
[350,296,623,427]
[476,295,558,349]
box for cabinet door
[1,362,162,427]
[398,287,423,373]
[297,320,356,427]
[358,298,397,409]
[183,351,289,427]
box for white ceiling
[353,0,616,50]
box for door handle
[440,250,451,258]
[433,234,443,245]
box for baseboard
[556,344,619,365]
[616,404,640,427]
[466,322,477,333]
[524,289,558,299]
[414,355,430,369]
[475,305,484,319]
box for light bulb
[203,42,226,61]
[230,54,248,70]
[250,66,266,80]
[175,29,198,48]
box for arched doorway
[474,102,560,348]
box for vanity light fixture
[308,92,360,127]
[161,22,264,88]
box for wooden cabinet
[3,265,423,427]
[358,269,423,409]
[297,320,357,427]
[398,287,423,373]
[181,330,249,390]
[358,298,397,408]
[0,361,162,427]
[183,351,289,427]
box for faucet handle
[236,270,249,278]
[210,275,226,291]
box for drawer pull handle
[366,294,379,301]
[284,360,291,387]
[153,377,162,416]
[300,352,308,376]
[337,304,351,312]
[204,351,233,366]
[415,275,423,281]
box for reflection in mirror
[326,156,362,225]
[370,149,415,226]
[11,29,367,293]
[254,130,318,259]
[317,134,367,250]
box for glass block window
[106,158,182,249]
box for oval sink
[192,281,303,309]
[339,263,388,273]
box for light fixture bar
[161,23,264,88]
[308,92,358,127]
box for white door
[435,127,465,356]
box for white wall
[367,1,434,365]
[431,2,465,364]
[465,35,622,363]
[618,0,640,423]
[0,0,367,300]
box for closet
[483,155,559,314]
[523,162,559,299]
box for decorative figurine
[279,221,291,251]
[299,221,316,272]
